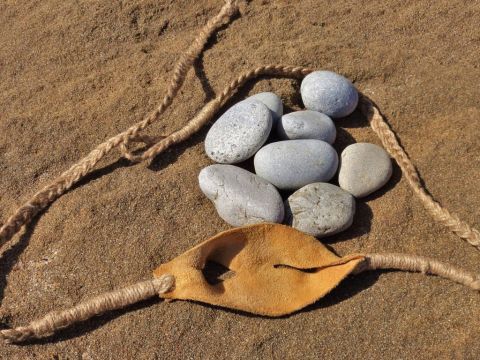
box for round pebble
[244,92,283,125]
[338,143,393,198]
[301,70,358,118]
[198,164,284,227]
[254,139,338,190]
[205,100,272,164]
[277,110,336,144]
[285,182,355,238]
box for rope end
[154,274,175,295]
[1,327,33,344]
[471,279,480,291]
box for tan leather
[153,223,364,316]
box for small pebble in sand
[285,182,355,238]
[205,100,272,164]
[339,143,393,198]
[254,139,338,190]
[301,70,358,118]
[198,164,284,227]
[244,92,283,125]
[277,110,336,144]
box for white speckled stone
[285,182,355,238]
[244,92,283,125]
[277,110,336,144]
[205,100,272,164]
[198,164,284,227]
[254,139,338,190]
[339,143,392,198]
[301,71,358,118]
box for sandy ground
[0,0,479,358]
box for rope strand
[359,253,480,291]
[0,274,174,344]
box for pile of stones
[199,71,392,238]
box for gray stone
[301,71,358,118]
[277,110,336,144]
[339,143,393,198]
[285,182,355,238]
[198,164,284,227]
[205,100,272,164]
[244,92,283,125]
[254,139,338,190]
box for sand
[0,0,479,358]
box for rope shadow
[71,157,133,191]
[194,56,216,102]
[0,218,39,306]
[147,128,208,172]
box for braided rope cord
[361,253,480,290]
[1,274,174,344]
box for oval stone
[254,139,339,190]
[244,92,283,125]
[277,110,336,144]
[285,182,355,238]
[205,100,272,164]
[301,71,358,118]
[198,164,284,227]
[339,143,392,198]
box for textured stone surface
[198,164,284,226]
[277,110,336,143]
[301,71,359,118]
[254,139,338,190]
[339,142,393,197]
[244,92,283,125]
[285,182,355,238]
[205,100,272,164]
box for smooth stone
[301,70,358,118]
[277,110,336,144]
[339,143,392,198]
[254,139,338,190]
[205,100,272,164]
[285,182,355,238]
[244,92,283,125]
[198,164,284,227]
